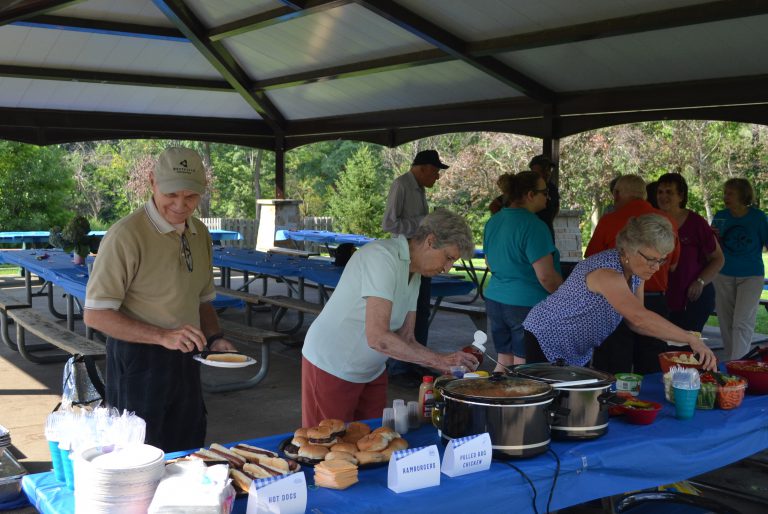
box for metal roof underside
[1,0,768,150]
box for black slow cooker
[437,374,556,458]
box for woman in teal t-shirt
[483,171,563,370]
[711,178,768,360]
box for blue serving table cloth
[22,377,768,514]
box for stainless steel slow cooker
[514,361,622,440]
[436,374,556,458]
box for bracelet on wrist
[696,277,705,286]
[206,332,225,347]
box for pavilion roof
[1,0,767,149]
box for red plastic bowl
[725,360,768,395]
[621,399,662,425]
[658,351,704,374]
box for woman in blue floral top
[523,214,716,371]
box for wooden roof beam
[208,0,349,41]
[153,0,285,132]
[354,0,554,103]
[0,0,81,26]
[470,0,768,55]
[254,49,448,90]
[0,64,232,91]
[15,14,186,40]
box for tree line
[0,120,765,244]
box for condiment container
[418,376,435,422]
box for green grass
[0,264,20,275]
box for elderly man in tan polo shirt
[84,147,236,452]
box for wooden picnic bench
[215,286,322,338]
[2,301,105,364]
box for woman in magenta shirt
[656,173,724,333]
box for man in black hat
[382,149,449,386]
[529,154,560,241]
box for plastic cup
[59,446,75,490]
[407,400,421,429]
[48,440,65,482]
[394,402,409,435]
[673,387,699,420]
[382,407,395,430]
[450,365,467,378]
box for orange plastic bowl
[658,351,704,374]
[725,360,768,395]
[622,399,662,425]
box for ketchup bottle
[461,330,487,366]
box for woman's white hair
[412,208,474,260]
[616,214,675,256]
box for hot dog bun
[206,353,248,363]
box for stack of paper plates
[74,444,165,514]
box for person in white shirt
[381,150,448,385]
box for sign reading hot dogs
[247,472,307,514]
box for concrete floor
[1,272,767,513]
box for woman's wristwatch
[696,277,705,286]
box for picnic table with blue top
[274,231,487,302]
[0,229,242,248]
[212,247,474,331]
[0,249,242,353]
[275,229,375,248]
[213,247,472,298]
[20,375,768,514]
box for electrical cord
[546,448,561,514]
[505,461,539,514]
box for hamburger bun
[380,438,409,461]
[330,442,358,454]
[372,427,399,443]
[307,426,337,447]
[324,451,358,465]
[342,431,366,444]
[282,437,307,459]
[319,418,346,436]
[387,438,409,451]
[294,427,309,438]
[346,421,371,436]
[356,433,388,452]
[205,353,248,363]
[355,451,386,465]
[298,444,329,462]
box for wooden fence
[200,218,257,248]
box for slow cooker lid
[515,362,615,385]
[443,376,552,399]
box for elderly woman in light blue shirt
[302,209,478,427]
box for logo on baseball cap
[154,147,207,195]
